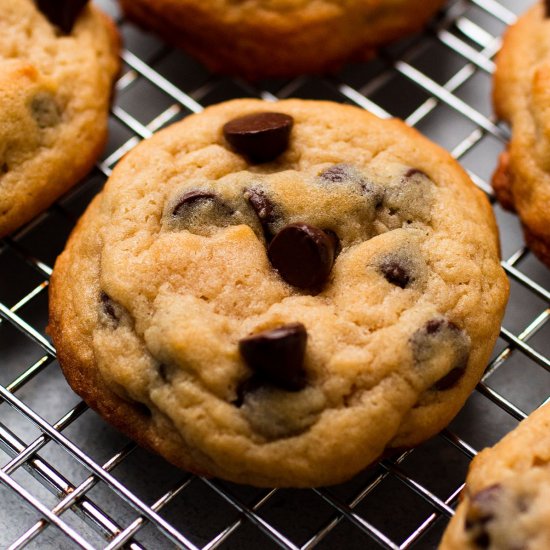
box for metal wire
[0,0,548,548]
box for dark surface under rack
[1,0,549,548]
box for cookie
[0,0,120,238]
[440,403,550,549]
[49,99,509,487]
[119,0,445,79]
[492,1,550,268]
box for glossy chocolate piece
[267,223,336,290]
[223,112,293,163]
[239,323,307,392]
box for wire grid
[1,0,549,548]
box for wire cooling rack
[1,0,549,548]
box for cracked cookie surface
[440,403,550,550]
[49,99,509,487]
[0,0,120,238]
[119,0,445,79]
[492,1,550,268]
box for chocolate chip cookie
[0,0,120,238]
[440,402,550,549]
[119,0,445,79]
[49,99,509,487]
[492,1,550,268]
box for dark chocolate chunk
[244,188,277,241]
[35,0,89,34]
[31,93,61,128]
[411,318,470,390]
[545,0,550,17]
[172,190,219,217]
[223,112,293,163]
[379,257,410,288]
[100,291,117,321]
[238,323,307,392]
[267,223,336,290]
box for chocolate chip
[35,0,89,34]
[244,188,277,241]
[426,318,446,334]
[172,190,218,217]
[404,168,428,179]
[233,376,263,407]
[100,291,117,322]
[545,0,550,17]
[319,164,351,183]
[223,112,293,163]
[465,485,502,549]
[31,93,61,128]
[268,223,336,290]
[238,323,307,392]
[432,366,465,391]
[379,258,410,288]
[411,318,471,390]
[323,229,341,259]
[363,181,385,209]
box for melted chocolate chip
[233,376,264,407]
[411,318,471,391]
[172,190,219,217]
[432,366,465,391]
[31,93,61,128]
[223,112,293,163]
[545,0,550,17]
[100,291,117,321]
[404,168,428,179]
[244,188,277,241]
[35,0,89,34]
[379,258,410,288]
[268,223,336,290]
[319,164,350,183]
[465,485,502,549]
[238,323,307,392]
[426,318,446,334]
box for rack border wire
[0,0,549,548]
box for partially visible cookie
[49,99,508,487]
[440,403,550,549]
[0,0,120,238]
[120,0,445,79]
[492,2,550,267]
